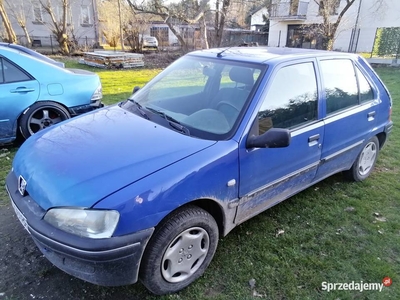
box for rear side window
[320,59,358,114]
[258,62,318,133]
[0,59,3,83]
[2,59,30,83]
[356,67,374,102]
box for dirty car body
[6,47,393,294]
[0,45,102,144]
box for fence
[347,27,400,59]
[14,35,99,54]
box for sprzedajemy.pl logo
[321,277,392,293]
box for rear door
[0,57,40,141]
[236,59,324,223]
[315,58,378,180]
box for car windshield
[122,56,264,140]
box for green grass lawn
[0,66,399,299]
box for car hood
[13,105,216,210]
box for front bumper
[5,171,154,286]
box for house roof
[250,6,269,17]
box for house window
[319,0,340,15]
[290,0,299,16]
[287,24,324,49]
[55,6,63,23]
[32,2,43,23]
[150,27,169,46]
[81,5,92,26]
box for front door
[236,60,323,223]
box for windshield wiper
[145,107,190,135]
[128,99,149,119]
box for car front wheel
[19,101,71,139]
[344,136,380,181]
[140,205,219,295]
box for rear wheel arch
[376,132,386,150]
[18,100,71,139]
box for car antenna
[217,47,232,58]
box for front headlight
[91,84,103,101]
[44,208,119,239]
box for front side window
[320,59,358,114]
[258,62,318,134]
[122,56,264,139]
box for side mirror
[246,128,291,149]
[132,86,140,94]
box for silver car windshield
[125,56,264,139]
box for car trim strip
[230,161,320,208]
[322,140,364,162]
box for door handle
[308,134,320,143]
[10,87,35,93]
[367,111,376,121]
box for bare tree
[99,0,124,47]
[99,0,153,51]
[127,0,210,52]
[314,0,384,50]
[0,0,17,43]
[39,0,71,54]
[210,0,234,47]
[4,0,32,45]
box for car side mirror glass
[246,128,291,149]
[132,86,140,94]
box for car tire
[19,101,71,139]
[344,136,379,182]
[140,205,219,295]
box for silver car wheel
[358,141,377,176]
[161,227,210,283]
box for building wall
[268,0,400,52]
[4,0,98,47]
[250,7,269,31]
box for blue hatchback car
[0,44,102,144]
[6,47,393,294]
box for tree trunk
[0,1,17,43]
[214,0,231,47]
[326,36,334,50]
[57,32,69,55]
[199,16,209,49]
[166,21,189,52]
[20,24,32,45]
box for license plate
[6,189,30,233]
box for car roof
[187,46,358,65]
[0,43,65,68]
